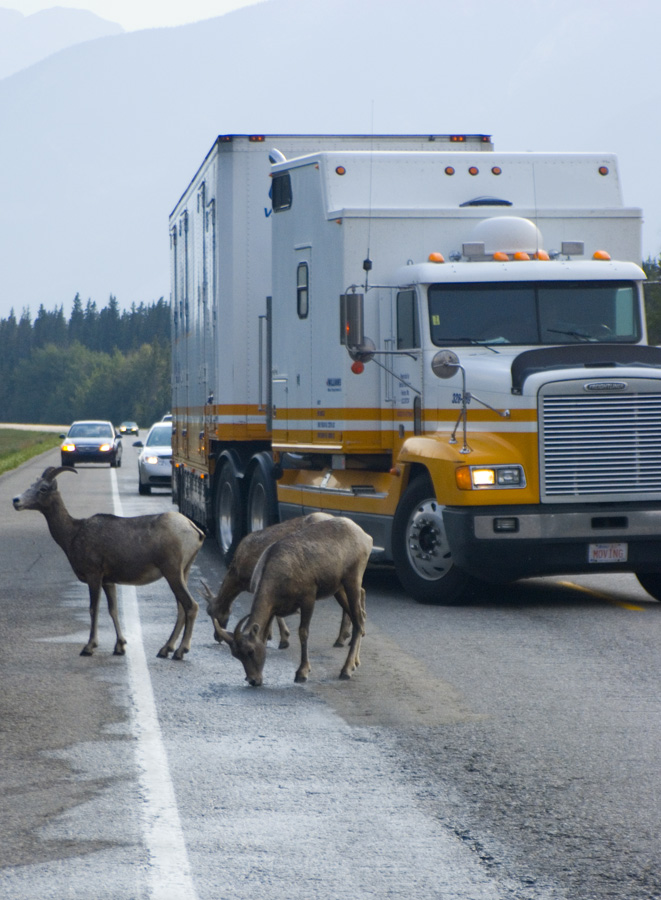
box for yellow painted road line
[556,580,646,611]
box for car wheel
[392,475,475,604]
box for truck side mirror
[342,293,364,348]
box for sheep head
[215,615,267,687]
[13,466,76,511]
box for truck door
[390,289,424,438]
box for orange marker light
[455,467,473,490]
[445,166,455,176]
[351,361,365,374]
[593,250,611,260]
[468,166,479,176]
[493,251,509,261]
[598,166,609,176]
[428,252,445,263]
[491,166,502,175]
[513,251,530,261]
[534,250,550,260]
[335,166,346,175]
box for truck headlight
[456,465,526,490]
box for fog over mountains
[0,0,659,320]
[0,6,122,80]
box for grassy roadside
[0,428,62,477]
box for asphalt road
[1,443,660,900]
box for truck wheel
[392,476,474,605]
[215,460,245,564]
[246,462,278,534]
[635,572,661,602]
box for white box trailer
[171,136,661,605]
[169,132,492,538]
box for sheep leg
[333,586,366,647]
[339,582,365,680]
[157,601,185,658]
[160,577,199,661]
[81,580,102,656]
[276,615,290,649]
[294,601,314,683]
[103,583,127,655]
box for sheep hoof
[333,639,345,648]
[156,646,171,658]
[80,646,95,657]
[172,647,189,661]
[278,639,290,650]
[294,672,309,683]
[338,671,352,680]
[113,647,126,656]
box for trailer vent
[540,391,661,502]
[459,196,513,207]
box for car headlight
[455,465,526,490]
[61,443,76,452]
[145,455,159,465]
[99,443,112,452]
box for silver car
[134,421,173,495]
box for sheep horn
[234,615,250,639]
[199,579,213,601]
[42,466,77,480]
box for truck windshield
[427,280,640,346]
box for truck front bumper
[442,502,661,581]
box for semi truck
[170,133,661,604]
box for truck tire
[246,462,278,534]
[392,475,474,605]
[214,459,245,564]
[635,572,661,602]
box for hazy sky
[3,0,263,30]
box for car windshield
[146,426,172,447]
[427,280,640,346]
[69,423,113,438]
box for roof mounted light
[428,252,445,263]
[593,250,611,260]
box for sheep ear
[250,622,260,638]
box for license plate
[588,542,628,563]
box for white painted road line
[111,470,198,900]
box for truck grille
[540,391,661,501]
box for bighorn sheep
[201,512,354,650]
[13,466,204,660]
[216,516,372,686]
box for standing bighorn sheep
[201,512,354,650]
[216,516,372,686]
[13,466,204,660]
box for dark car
[119,421,139,435]
[134,421,172,494]
[60,420,123,468]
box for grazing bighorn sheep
[201,512,354,650]
[13,466,204,660]
[216,516,372,686]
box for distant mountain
[0,7,123,80]
[0,0,659,320]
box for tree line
[0,295,171,427]
[1,260,661,429]
[643,257,661,344]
